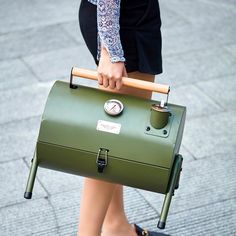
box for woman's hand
[97,47,127,90]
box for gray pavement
[0,0,236,235]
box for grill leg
[24,152,38,199]
[157,154,183,229]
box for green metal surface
[144,112,174,138]
[37,142,170,193]
[24,79,187,228]
[24,152,38,199]
[35,81,186,193]
[158,154,183,228]
[150,105,170,129]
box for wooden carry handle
[71,67,170,94]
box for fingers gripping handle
[70,67,170,94]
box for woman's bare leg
[77,178,117,236]
[101,185,137,236]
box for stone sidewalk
[0,0,236,235]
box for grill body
[24,80,186,229]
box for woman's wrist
[101,46,125,63]
[100,47,125,68]
[110,56,126,63]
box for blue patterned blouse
[87,0,125,63]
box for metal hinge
[96,148,109,173]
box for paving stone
[49,189,81,227]
[160,0,235,55]
[23,46,96,82]
[154,0,233,57]
[0,159,47,208]
[179,145,195,161]
[225,43,236,57]
[124,187,158,224]
[0,117,40,162]
[138,152,236,217]
[158,47,236,87]
[163,0,235,28]
[0,24,77,60]
[0,0,79,34]
[200,0,236,37]
[141,198,236,236]
[59,225,77,236]
[202,0,236,10]
[152,82,222,132]
[60,21,85,45]
[58,187,158,226]
[34,166,157,224]
[32,228,59,236]
[162,26,224,57]
[159,1,190,30]
[203,11,236,47]
[195,74,236,111]
[29,159,84,196]
[216,16,236,45]
[0,198,57,236]
[161,0,236,48]
[33,187,157,235]
[0,81,53,124]
[183,111,236,158]
[0,59,38,91]
[153,83,222,119]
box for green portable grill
[24,67,186,229]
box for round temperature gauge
[104,99,124,116]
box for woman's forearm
[97,0,125,63]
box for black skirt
[79,0,162,75]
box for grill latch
[96,148,109,173]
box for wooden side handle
[71,67,170,94]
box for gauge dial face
[104,99,124,116]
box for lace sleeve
[97,0,125,63]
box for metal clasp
[96,148,109,173]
